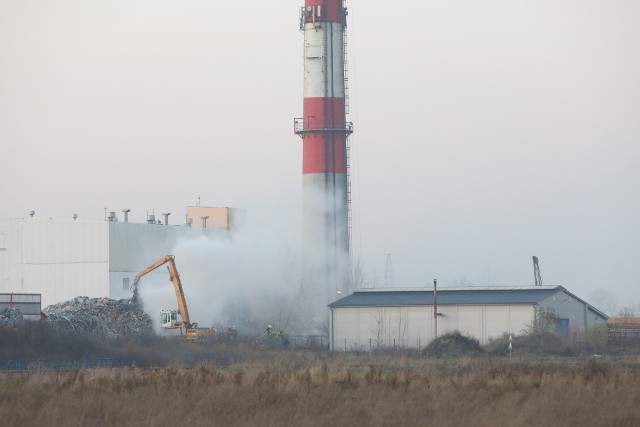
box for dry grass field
[2,353,640,427]
[2,324,640,426]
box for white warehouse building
[328,286,608,351]
[0,207,243,308]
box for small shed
[328,286,608,351]
[0,293,42,320]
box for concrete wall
[330,304,535,350]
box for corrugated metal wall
[0,218,229,307]
[0,219,109,307]
[330,304,535,350]
[538,290,608,339]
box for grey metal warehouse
[328,286,608,351]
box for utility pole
[433,279,443,339]
[434,279,438,338]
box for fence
[608,327,640,347]
[288,335,329,349]
[0,358,124,373]
[335,338,427,352]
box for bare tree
[589,289,618,316]
[616,306,636,318]
[525,307,559,335]
[392,308,408,347]
[345,257,366,295]
[369,307,387,348]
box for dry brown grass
[2,354,640,427]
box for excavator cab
[160,309,179,329]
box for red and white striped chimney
[295,0,352,320]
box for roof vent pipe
[122,209,131,223]
[107,212,116,222]
[72,214,78,221]
[147,214,155,224]
[200,215,209,228]
[162,212,171,226]
[29,211,35,218]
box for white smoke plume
[135,181,352,337]
[137,224,308,336]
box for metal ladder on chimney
[342,3,350,115]
[342,2,352,255]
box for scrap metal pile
[43,296,153,338]
[0,307,24,326]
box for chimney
[162,212,171,226]
[122,209,131,223]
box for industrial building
[0,207,243,307]
[328,286,608,351]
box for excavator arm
[132,255,192,334]
[164,257,191,330]
[532,256,543,287]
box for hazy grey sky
[1,1,638,310]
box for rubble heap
[0,307,24,325]
[43,296,153,338]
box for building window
[123,277,130,291]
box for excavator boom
[133,255,235,342]
[532,256,543,287]
[132,255,191,334]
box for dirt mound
[422,331,485,358]
[43,296,153,338]
[0,307,24,325]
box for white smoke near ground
[137,224,307,336]
[299,181,351,329]
[134,180,353,337]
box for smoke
[300,179,351,329]
[137,221,307,336]
[134,179,352,337]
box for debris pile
[422,331,485,358]
[43,296,153,338]
[0,307,24,325]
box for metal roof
[329,286,565,307]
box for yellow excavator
[132,255,236,342]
